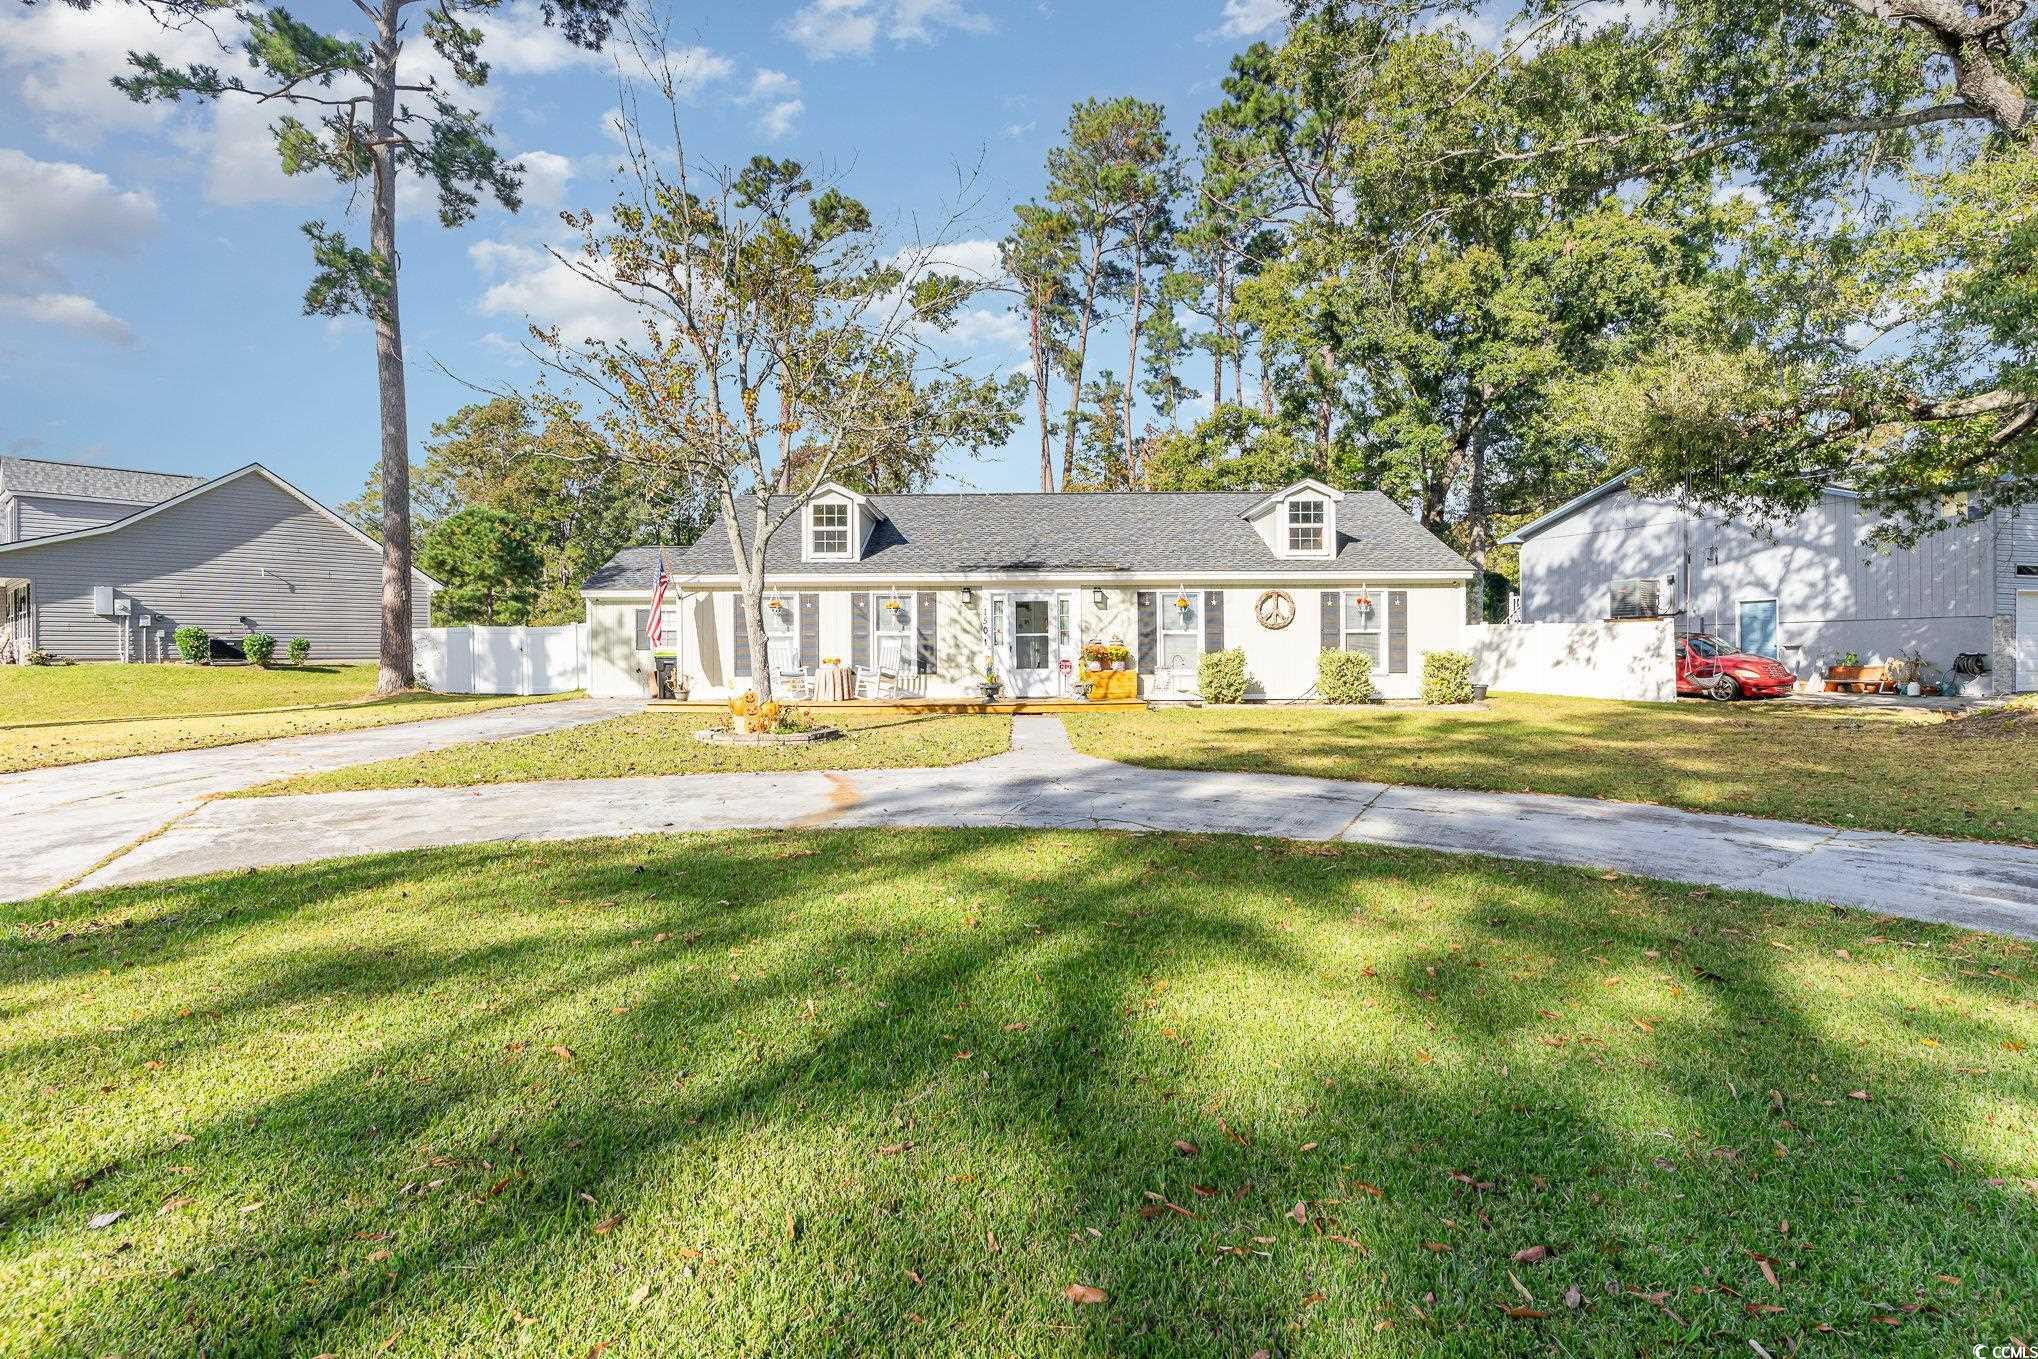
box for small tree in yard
[77,0,629,693]
[531,47,1023,701]
[418,505,542,625]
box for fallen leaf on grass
[1745,1302,1784,1316]
[629,1283,651,1308]
[1064,1283,1107,1305]
[1511,1245,1551,1263]
[1422,1241,1452,1253]
[1563,1285,1583,1310]
[1172,1140,1199,1157]
[591,1213,623,1234]
[367,1248,392,1263]
[1287,1201,1308,1225]
[87,1211,124,1230]
[1496,1304,1550,1319]
[157,1196,196,1214]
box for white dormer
[800,482,886,563]
[1243,479,1344,560]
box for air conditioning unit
[1609,577,1671,619]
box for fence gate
[413,624,586,695]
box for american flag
[646,550,670,647]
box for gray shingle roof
[583,489,1474,591]
[0,456,207,505]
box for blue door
[1738,600,1778,658]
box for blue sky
[0,0,1292,508]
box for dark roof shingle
[0,456,207,505]
[583,489,1473,591]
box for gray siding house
[1504,470,2037,693]
[0,458,434,663]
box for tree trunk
[1211,255,1226,410]
[1060,245,1103,489]
[370,5,414,695]
[1464,422,1492,625]
[1120,227,1145,484]
[1029,295,1055,492]
[1259,344,1272,417]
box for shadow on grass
[1,830,2031,1357]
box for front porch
[647,696,1148,717]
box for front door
[1738,599,1778,659]
[1006,592,1056,698]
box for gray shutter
[633,608,651,650]
[851,592,870,668]
[731,594,750,678]
[916,591,937,675]
[1136,592,1157,674]
[1387,590,1408,673]
[1203,591,1224,652]
[1320,592,1340,651]
[799,593,819,670]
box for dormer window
[811,501,850,557]
[1287,499,1325,552]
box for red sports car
[1677,633,1798,700]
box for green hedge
[287,637,311,665]
[242,632,277,666]
[1318,649,1375,704]
[173,626,209,664]
[1422,649,1475,705]
[1197,648,1250,704]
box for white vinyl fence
[1462,618,1677,703]
[413,625,588,695]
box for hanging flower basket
[1173,595,1190,610]
[1352,594,1373,608]
[882,598,902,611]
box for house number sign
[1254,590,1296,630]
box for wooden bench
[1824,664,1889,693]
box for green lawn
[1062,694,2038,844]
[2,829,2030,1357]
[243,710,1013,795]
[0,662,388,725]
[0,692,574,774]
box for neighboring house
[1504,469,2038,692]
[580,480,1476,701]
[0,458,436,663]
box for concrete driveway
[54,715,2038,939]
[0,697,634,901]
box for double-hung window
[1287,499,1325,552]
[1341,589,1381,662]
[874,590,913,671]
[811,501,850,556]
[1160,591,1200,685]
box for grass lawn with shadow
[1062,694,2038,845]
[2,828,2031,1357]
[240,710,1014,795]
[0,662,390,725]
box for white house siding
[586,579,1468,701]
[0,472,432,662]
[1995,505,2038,688]
[6,494,149,542]
[1518,488,1999,679]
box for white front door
[2018,589,2038,692]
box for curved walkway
[0,697,636,901]
[50,715,2038,938]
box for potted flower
[1081,641,1112,674]
[1106,643,1131,672]
[979,664,1002,702]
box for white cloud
[937,306,1027,350]
[470,236,644,344]
[757,98,806,139]
[1002,120,1036,139]
[0,0,229,145]
[0,291,138,346]
[470,0,619,76]
[513,149,577,209]
[0,149,159,268]
[783,0,991,60]
[1207,0,1286,41]
[739,68,805,140]
[0,149,156,346]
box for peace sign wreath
[1254,589,1296,630]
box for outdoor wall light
[1092,588,1107,608]
[961,586,974,604]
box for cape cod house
[580,480,1477,702]
[0,457,434,663]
